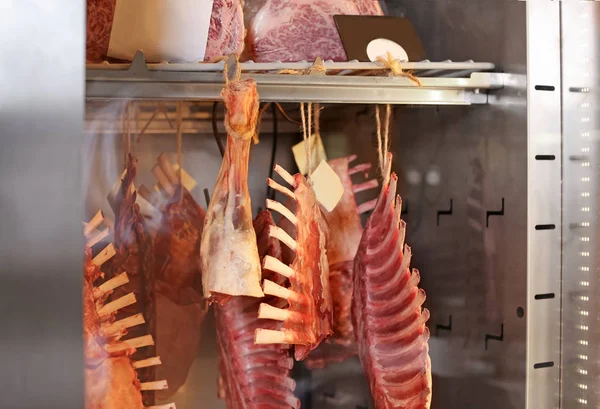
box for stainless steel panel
[561,2,600,409]
[526,2,562,409]
[0,2,84,409]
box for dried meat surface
[352,153,432,409]
[154,185,208,398]
[248,0,382,62]
[200,79,263,300]
[112,154,156,405]
[216,210,298,409]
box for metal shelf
[86,52,505,105]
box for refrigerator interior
[0,1,596,409]
[83,2,531,409]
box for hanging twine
[176,101,184,202]
[300,102,315,179]
[377,52,422,87]
[308,58,327,75]
[375,104,392,175]
[314,103,321,137]
[122,101,132,169]
[223,54,242,85]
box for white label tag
[310,160,343,212]
[108,0,214,62]
[292,134,327,176]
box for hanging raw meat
[352,153,432,409]
[200,78,264,302]
[305,155,379,369]
[255,166,333,360]
[83,213,170,409]
[216,210,298,409]
[110,154,157,406]
[248,0,382,63]
[150,154,208,399]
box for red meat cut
[86,0,245,62]
[248,0,383,62]
[216,210,298,409]
[305,155,378,369]
[255,165,333,361]
[352,153,432,409]
[205,0,246,61]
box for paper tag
[310,160,343,212]
[108,0,215,62]
[292,134,328,176]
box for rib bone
[133,356,162,369]
[102,313,145,336]
[255,329,291,345]
[95,272,129,298]
[92,243,116,266]
[152,165,175,197]
[269,225,297,252]
[357,199,378,214]
[263,279,301,303]
[258,303,303,323]
[266,199,297,225]
[84,210,104,237]
[273,164,296,188]
[97,292,136,317]
[140,380,168,391]
[267,178,295,200]
[104,334,154,353]
[263,255,295,278]
[353,179,379,194]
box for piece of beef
[86,0,244,62]
[248,0,382,62]
[205,0,246,61]
[274,156,377,369]
[112,154,156,405]
[256,167,333,360]
[152,169,208,399]
[86,0,116,62]
[216,210,298,409]
[352,153,432,409]
[200,79,264,301]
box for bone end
[140,380,168,391]
[255,328,288,345]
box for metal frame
[560,2,599,408]
[86,52,504,105]
[0,1,84,409]
[526,1,563,408]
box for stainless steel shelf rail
[86,52,504,105]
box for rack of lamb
[83,211,172,409]
[352,153,432,409]
[216,210,298,409]
[109,155,157,406]
[255,164,333,360]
